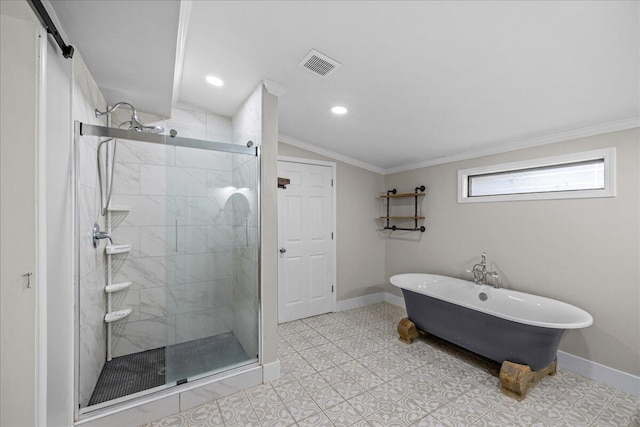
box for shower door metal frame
[73,121,262,419]
[80,123,258,156]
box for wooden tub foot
[397,318,419,344]
[499,359,557,401]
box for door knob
[279,248,286,253]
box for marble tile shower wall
[231,86,262,359]
[74,53,108,407]
[109,107,238,358]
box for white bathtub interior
[390,273,593,329]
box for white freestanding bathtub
[390,273,593,370]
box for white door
[0,9,40,426]
[278,161,334,323]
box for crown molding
[278,134,385,174]
[281,117,639,176]
[384,116,640,175]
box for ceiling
[49,0,180,117]
[49,1,638,171]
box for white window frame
[458,148,616,203]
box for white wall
[260,86,279,367]
[0,7,39,426]
[385,128,640,377]
[278,143,388,301]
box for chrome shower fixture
[95,101,164,133]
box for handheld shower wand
[95,102,164,133]
[94,102,164,217]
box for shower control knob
[279,248,286,253]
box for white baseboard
[335,292,405,311]
[263,360,281,383]
[384,292,406,309]
[338,292,639,397]
[557,351,640,397]
[335,292,385,311]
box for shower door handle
[279,248,286,253]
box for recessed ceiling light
[331,106,348,115]
[206,75,224,87]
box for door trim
[36,23,48,427]
[277,156,337,319]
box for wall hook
[278,177,291,189]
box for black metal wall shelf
[379,186,426,232]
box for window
[458,148,616,203]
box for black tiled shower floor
[88,333,251,406]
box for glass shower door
[77,121,259,410]
[164,147,259,384]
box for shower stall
[74,118,260,412]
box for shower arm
[95,102,164,134]
[95,102,139,122]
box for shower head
[95,102,165,134]
[129,117,165,133]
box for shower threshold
[87,332,251,406]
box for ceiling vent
[298,49,341,78]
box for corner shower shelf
[107,206,131,213]
[104,308,132,323]
[379,186,426,232]
[105,244,131,255]
[105,281,132,293]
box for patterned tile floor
[142,303,639,427]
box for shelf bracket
[381,186,426,232]
[414,186,426,231]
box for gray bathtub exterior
[402,289,565,371]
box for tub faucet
[466,252,499,287]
